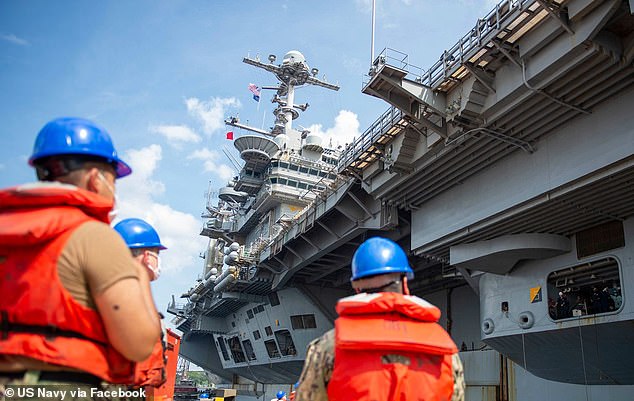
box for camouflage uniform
[295,329,465,401]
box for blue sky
[0,0,497,324]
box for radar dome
[283,50,305,65]
[303,132,324,152]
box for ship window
[289,164,299,171]
[271,161,279,168]
[231,322,236,328]
[280,162,289,169]
[255,305,265,314]
[309,168,319,176]
[278,178,288,186]
[547,257,622,321]
[228,336,246,363]
[328,173,336,180]
[253,330,261,340]
[265,340,281,358]
[217,336,230,361]
[275,330,297,356]
[269,292,280,306]
[298,182,307,190]
[247,309,254,319]
[319,171,328,177]
[242,340,257,361]
[290,314,317,330]
[270,177,278,184]
[299,167,309,173]
[304,314,316,328]
[265,326,273,336]
[287,180,298,188]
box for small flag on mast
[226,131,234,140]
[248,83,260,102]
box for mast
[231,51,340,138]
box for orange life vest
[327,292,458,401]
[133,334,166,387]
[0,183,135,383]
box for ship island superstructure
[169,50,345,387]
[170,1,634,400]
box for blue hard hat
[29,117,132,178]
[114,218,167,250]
[276,390,286,399]
[351,237,413,281]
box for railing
[367,0,538,89]
[343,0,545,174]
[264,173,354,258]
[337,106,404,172]
[363,47,427,88]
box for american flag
[248,83,260,102]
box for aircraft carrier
[168,0,634,399]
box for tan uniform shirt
[295,329,466,401]
[0,221,140,371]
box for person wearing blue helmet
[115,218,167,281]
[0,117,161,394]
[115,218,172,392]
[295,237,465,401]
[270,390,287,401]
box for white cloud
[120,144,165,194]
[140,204,206,273]
[307,110,361,148]
[186,97,241,135]
[115,144,207,275]
[150,124,201,148]
[187,147,236,182]
[0,33,29,46]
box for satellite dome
[283,50,305,65]
[303,132,324,152]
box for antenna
[371,0,376,67]
[222,147,242,173]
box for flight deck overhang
[363,64,448,138]
[450,233,571,274]
[343,0,634,213]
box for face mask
[145,251,161,281]
[98,171,119,221]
